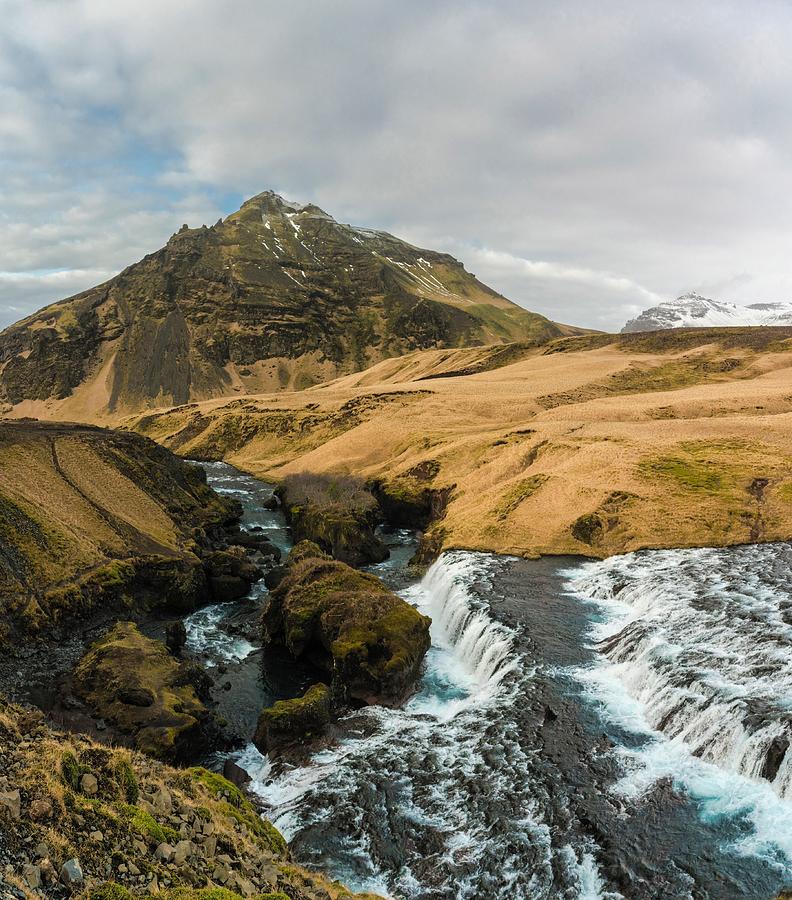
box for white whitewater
[567,542,792,867]
[411,552,518,693]
[184,462,288,662]
[237,551,612,899]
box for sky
[2,0,792,332]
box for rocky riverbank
[0,696,381,899]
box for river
[187,462,792,899]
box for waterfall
[568,543,792,800]
[406,551,519,692]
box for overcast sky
[2,0,792,332]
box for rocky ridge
[623,291,792,332]
[0,696,381,899]
[0,421,265,643]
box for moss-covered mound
[262,542,431,708]
[278,473,388,566]
[254,683,333,753]
[72,623,217,761]
[0,696,381,899]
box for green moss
[158,891,246,900]
[112,757,139,804]
[91,560,136,590]
[255,683,333,751]
[188,768,287,855]
[120,804,179,844]
[189,767,246,808]
[216,800,288,856]
[638,456,724,492]
[85,885,133,900]
[61,751,83,790]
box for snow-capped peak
[622,292,792,333]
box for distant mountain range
[0,191,576,418]
[622,292,792,333]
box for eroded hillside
[0,192,569,420]
[128,327,792,558]
[0,421,248,640]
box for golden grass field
[10,327,792,559]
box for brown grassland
[10,327,792,559]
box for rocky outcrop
[202,547,262,603]
[370,462,454,537]
[254,683,333,753]
[0,191,563,419]
[72,623,218,761]
[278,473,388,566]
[0,421,262,642]
[261,542,431,713]
[0,696,382,899]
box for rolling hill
[127,327,792,559]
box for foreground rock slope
[130,326,792,558]
[0,191,570,420]
[0,696,381,899]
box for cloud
[460,248,665,329]
[3,0,792,332]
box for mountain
[0,191,567,419]
[622,292,792,332]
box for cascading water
[235,552,613,899]
[183,462,792,899]
[567,543,792,869]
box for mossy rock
[73,622,216,761]
[263,542,431,706]
[371,475,451,529]
[254,683,333,752]
[278,474,388,566]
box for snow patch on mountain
[622,292,792,333]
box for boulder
[60,858,83,889]
[203,548,261,602]
[232,532,282,560]
[29,797,53,821]
[72,622,217,761]
[22,864,41,889]
[154,842,174,863]
[263,542,431,707]
[0,788,20,819]
[165,620,187,657]
[223,758,252,790]
[80,773,98,795]
[254,683,333,752]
